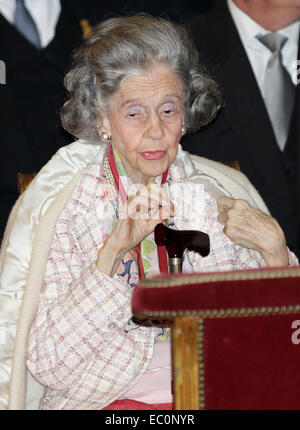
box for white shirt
[0,0,61,48]
[227,0,300,95]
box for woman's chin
[140,159,169,181]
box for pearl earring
[100,130,111,143]
[181,124,187,135]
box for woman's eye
[127,108,143,118]
[161,103,176,115]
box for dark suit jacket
[182,0,300,257]
[0,0,122,241]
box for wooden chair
[17,172,37,194]
[132,266,300,410]
[223,160,241,171]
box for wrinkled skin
[217,196,289,267]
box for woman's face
[101,64,184,184]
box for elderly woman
[0,15,298,411]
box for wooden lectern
[132,266,300,410]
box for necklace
[103,153,122,218]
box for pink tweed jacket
[25,157,298,410]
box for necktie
[256,32,295,151]
[14,0,41,49]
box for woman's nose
[146,113,164,140]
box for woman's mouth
[140,151,166,160]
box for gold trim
[137,267,300,288]
[198,318,205,410]
[134,303,300,320]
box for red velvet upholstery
[102,400,173,410]
[132,266,300,410]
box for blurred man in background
[183,0,300,258]
[0,0,107,240]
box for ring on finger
[146,205,159,219]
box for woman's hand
[217,196,289,267]
[96,182,174,276]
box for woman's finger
[217,212,228,225]
[217,196,235,211]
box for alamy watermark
[0,60,6,84]
[95,181,206,221]
[291,320,300,345]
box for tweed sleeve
[26,228,132,391]
[25,162,158,409]
[183,189,299,272]
[177,185,265,272]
